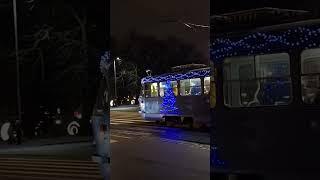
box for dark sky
[111,0,210,63]
[111,0,319,64]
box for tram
[139,64,212,128]
[211,8,320,180]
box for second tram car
[211,8,320,180]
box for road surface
[0,111,210,180]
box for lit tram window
[171,81,178,96]
[160,81,178,97]
[159,82,165,97]
[145,83,158,97]
[301,48,320,104]
[150,83,158,97]
[204,77,211,95]
[180,78,202,96]
[223,53,291,107]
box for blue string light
[141,69,210,84]
[160,81,180,115]
[211,25,320,63]
[211,146,226,168]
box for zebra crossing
[110,112,152,126]
[0,157,103,180]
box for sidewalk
[0,136,91,150]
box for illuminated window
[171,81,178,96]
[150,83,158,97]
[160,81,178,97]
[180,78,202,96]
[223,53,291,107]
[160,82,166,97]
[144,83,158,97]
[204,77,211,95]
[301,48,320,104]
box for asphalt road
[0,111,210,180]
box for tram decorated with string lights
[211,8,320,180]
[139,65,213,128]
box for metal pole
[113,59,117,99]
[13,0,22,122]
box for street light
[13,0,22,124]
[113,57,122,103]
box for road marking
[111,118,151,122]
[0,157,102,180]
[112,130,152,136]
[111,134,131,139]
[110,139,118,143]
[159,138,210,150]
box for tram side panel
[140,95,211,127]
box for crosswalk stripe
[110,121,144,125]
[0,163,99,170]
[110,139,119,143]
[110,113,140,116]
[0,174,79,180]
[0,157,98,163]
[0,158,103,180]
[110,117,143,120]
[0,169,102,179]
[111,118,151,123]
[0,161,98,168]
[110,116,141,118]
[111,134,131,139]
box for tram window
[223,53,291,107]
[180,78,202,96]
[301,48,320,104]
[159,81,178,97]
[143,84,149,97]
[159,82,166,97]
[171,81,178,96]
[204,77,211,95]
[145,83,158,97]
[150,83,158,97]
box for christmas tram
[139,65,213,128]
[211,8,320,180]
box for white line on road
[110,139,118,143]
[111,134,131,139]
[0,157,102,179]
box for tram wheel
[164,117,174,127]
[183,117,193,129]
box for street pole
[13,0,22,123]
[113,59,117,100]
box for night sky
[111,0,210,63]
[111,1,319,64]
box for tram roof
[210,8,320,63]
[141,67,210,84]
[211,7,313,36]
